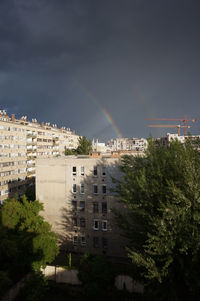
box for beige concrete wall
[36,156,127,258]
[41,266,81,284]
[115,275,144,293]
[41,266,144,294]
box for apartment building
[106,137,148,152]
[0,110,80,203]
[156,133,200,148]
[36,154,127,259]
[92,139,107,153]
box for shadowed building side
[36,156,127,259]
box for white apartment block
[106,137,148,152]
[156,133,200,147]
[36,155,127,258]
[92,139,107,153]
[0,110,80,203]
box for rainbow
[74,80,123,138]
[99,106,123,138]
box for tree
[65,136,92,156]
[76,136,91,155]
[78,253,116,299]
[64,148,76,156]
[0,196,58,295]
[114,140,200,300]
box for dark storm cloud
[0,0,200,139]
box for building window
[93,184,98,194]
[80,218,86,227]
[72,218,77,227]
[93,237,99,248]
[72,166,76,176]
[93,220,99,230]
[73,236,78,245]
[80,166,85,176]
[102,238,108,249]
[80,183,85,194]
[93,166,98,176]
[93,202,99,213]
[102,185,107,194]
[81,236,86,246]
[102,220,108,231]
[72,200,77,211]
[102,166,106,176]
[80,201,85,211]
[102,202,107,213]
[72,184,76,193]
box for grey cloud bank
[0,0,200,140]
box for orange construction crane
[148,124,190,136]
[146,116,197,136]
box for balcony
[27,132,37,138]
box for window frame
[73,236,78,245]
[72,200,77,211]
[72,166,76,176]
[102,184,107,194]
[80,218,86,228]
[80,166,85,176]
[93,237,99,248]
[102,220,108,231]
[101,166,106,176]
[80,236,86,246]
[102,202,107,213]
[102,237,108,249]
[93,219,99,230]
[93,184,98,194]
[72,217,78,227]
[80,183,85,194]
[93,166,98,176]
[80,201,85,211]
[93,202,99,213]
[72,183,77,193]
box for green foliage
[0,196,58,295]
[0,271,13,296]
[78,254,116,298]
[76,136,92,155]
[16,272,48,301]
[186,135,200,150]
[65,136,91,156]
[115,140,200,300]
[64,148,77,156]
[25,185,36,201]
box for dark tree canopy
[78,254,116,298]
[0,196,58,295]
[115,140,200,300]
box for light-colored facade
[92,139,107,153]
[0,110,80,203]
[36,155,127,258]
[106,138,148,152]
[156,133,200,148]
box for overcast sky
[0,0,199,140]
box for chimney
[11,114,15,122]
[73,130,75,135]
[41,122,44,127]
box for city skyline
[0,0,200,140]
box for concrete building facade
[106,138,148,152]
[36,155,127,259]
[0,110,80,203]
[156,133,200,148]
